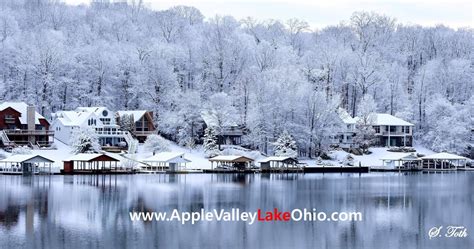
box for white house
[366,113,414,147]
[51,107,134,150]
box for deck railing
[381,132,411,136]
[3,129,54,136]
[134,130,156,136]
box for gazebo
[421,152,468,170]
[380,153,421,170]
[142,152,191,172]
[209,155,254,170]
[259,156,299,170]
[63,153,121,173]
[0,154,55,175]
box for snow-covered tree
[118,114,136,135]
[70,128,101,154]
[273,130,298,158]
[0,2,469,157]
[423,95,472,155]
[203,127,220,158]
[144,134,170,155]
[354,95,377,152]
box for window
[102,110,108,117]
[405,126,410,134]
[401,126,405,133]
[4,114,15,124]
[100,118,110,125]
[373,126,380,133]
[390,126,396,132]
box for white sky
[64,0,473,29]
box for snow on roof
[55,110,94,127]
[143,152,191,163]
[76,107,108,115]
[259,156,294,163]
[201,110,238,127]
[64,153,119,162]
[421,152,468,160]
[380,153,420,161]
[117,110,147,122]
[0,154,54,163]
[0,102,45,125]
[337,108,357,124]
[209,155,253,162]
[368,113,414,126]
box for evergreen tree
[203,127,220,158]
[273,130,298,158]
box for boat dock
[304,166,369,173]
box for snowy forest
[0,0,472,156]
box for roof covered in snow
[143,152,191,163]
[0,102,46,125]
[64,153,120,162]
[209,155,254,162]
[421,152,468,160]
[201,110,238,127]
[76,107,108,115]
[0,154,54,163]
[380,153,420,161]
[54,110,96,127]
[337,108,357,124]
[368,113,414,126]
[117,110,147,122]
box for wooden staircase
[0,130,15,148]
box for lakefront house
[367,113,414,147]
[0,102,54,148]
[332,111,414,148]
[332,108,358,149]
[51,107,134,151]
[116,110,156,143]
[200,110,244,146]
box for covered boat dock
[0,154,55,175]
[63,153,123,174]
[379,153,422,171]
[421,152,469,171]
[208,155,254,171]
[142,152,191,172]
[259,156,301,172]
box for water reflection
[0,172,472,249]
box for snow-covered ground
[1,139,437,170]
[301,145,435,167]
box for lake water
[0,172,472,249]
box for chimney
[27,105,36,144]
[27,105,36,131]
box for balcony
[4,129,54,136]
[134,130,156,136]
[381,131,411,136]
[95,130,128,137]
